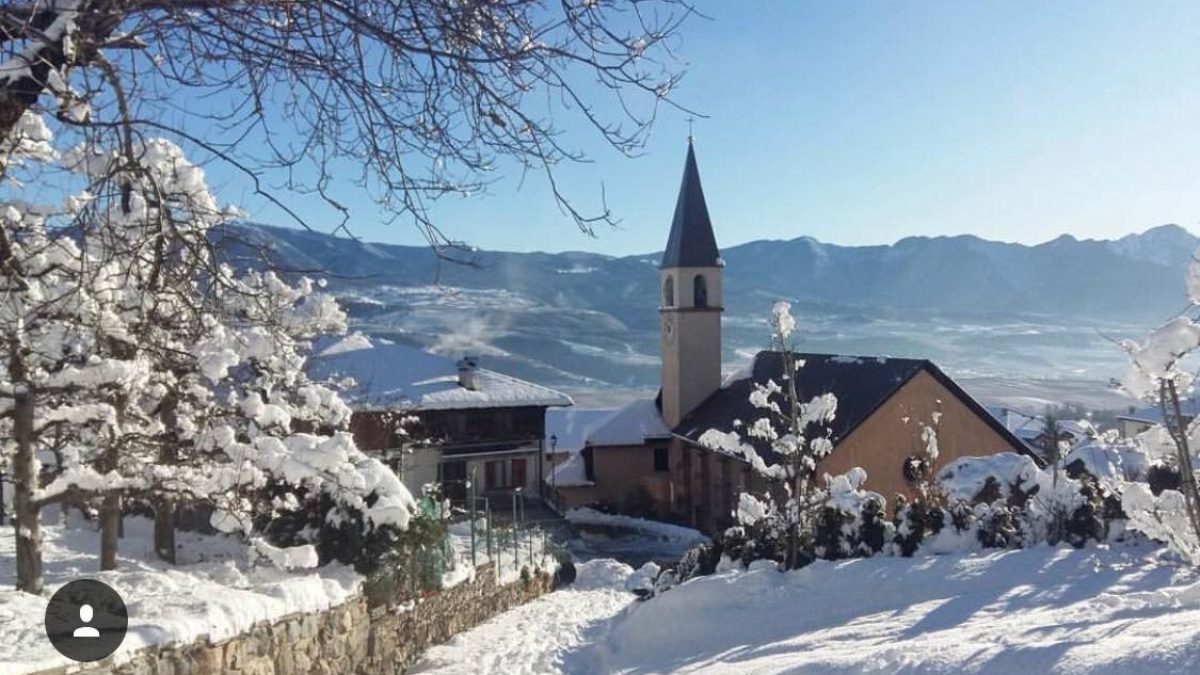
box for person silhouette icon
[45,579,127,662]
[72,604,100,638]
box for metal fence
[449,492,559,575]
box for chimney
[456,356,478,391]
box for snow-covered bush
[357,513,450,606]
[892,493,946,556]
[1122,483,1200,562]
[813,469,891,560]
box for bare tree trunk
[153,498,175,564]
[9,342,43,593]
[99,492,120,571]
[99,392,125,571]
[1164,381,1200,548]
[153,392,178,563]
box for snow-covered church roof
[307,334,573,411]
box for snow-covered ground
[415,544,1200,674]
[410,559,637,675]
[0,513,360,675]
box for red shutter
[512,458,527,488]
[485,461,496,490]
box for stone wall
[45,562,554,675]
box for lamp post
[548,434,558,499]
[512,486,523,571]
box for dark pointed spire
[660,139,721,269]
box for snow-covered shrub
[650,541,723,597]
[1147,464,1183,495]
[626,562,662,599]
[975,503,1023,549]
[1061,472,1113,547]
[357,514,450,606]
[938,453,1045,508]
[936,452,1124,550]
[813,469,891,560]
[719,492,788,566]
[1122,483,1200,563]
[892,494,945,557]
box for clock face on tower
[664,313,677,345]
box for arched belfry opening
[693,274,708,308]
[663,275,675,307]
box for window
[654,446,670,472]
[484,458,527,490]
[693,274,708,307]
[663,275,675,307]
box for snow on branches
[0,111,414,590]
[700,301,839,569]
[1120,248,1200,564]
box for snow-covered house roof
[307,334,573,411]
[546,408,618,455]
[545,407,620,487]
[585,398,673,447]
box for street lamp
[548,434,558,500]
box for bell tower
[660,139,723,428]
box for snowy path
[409,559,636,675]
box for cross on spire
[686,116,695,144]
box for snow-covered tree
[1,111,417,593]
[1119,252,1200,562]
[699,302,838,569]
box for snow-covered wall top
[308,334,573,411]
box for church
[547,140,1036,534]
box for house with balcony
[308,334,573,504]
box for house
[542,407,617,507]
[545,401,673,513]
[545,139,1035,533]
[308,334,573,503]
[1112,405,1199,439]
[989,408,1098,458]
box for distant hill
[216,222,1198,396]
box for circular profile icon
[44,579,128,663]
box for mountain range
[220,223,1199,405]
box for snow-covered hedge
[653,441,1198,595]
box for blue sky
[213,1,1200,255]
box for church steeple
[660,141,721,269]
[659,139,723,428]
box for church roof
[673,351,1037,465]
[660,141,721,269]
